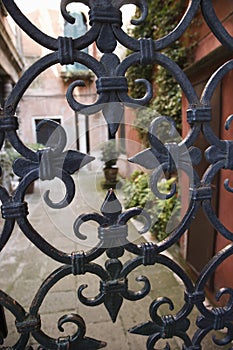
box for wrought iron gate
[1,0,233,349]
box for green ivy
[127,0,196,144]
[123,171,180,241]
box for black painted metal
[0,1,233,349]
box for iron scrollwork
[1,0,233,349]
[129,297,191,349]
[73,189,151,322]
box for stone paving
[0,169,229,349]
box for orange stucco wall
[194,1,233,63]
[214,70,233,291]
[182,0,233,293]
[119,107,146,178]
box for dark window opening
[35,118,61,148]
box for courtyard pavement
[0,168,228,349]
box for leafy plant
[0,142,45,189]
[0,146,15,191]
[123,170,180,241]
[27,143,44,151]
[0,151,12,180]
[5,142,44,163]
[127,0,197,145]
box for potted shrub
[101,140,120,188]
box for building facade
[0,1,23,99]
[0,0,24,191]
[18,4,107,160]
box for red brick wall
[181,0,233,293]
